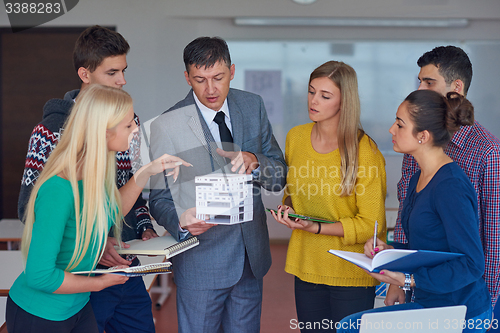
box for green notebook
[265,208,336,223]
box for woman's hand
[120,153,192,216]
[56,269,128,294]
[96,268,129,290]
[364,238,393,259]
[133,153,192,189]
[270,205,316,233]
[146,154,192,181]
[367,269,405,287]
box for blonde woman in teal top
[7,85,190,333]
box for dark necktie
[213,111,233,150]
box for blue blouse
[395,162,490,319]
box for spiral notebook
[73,262,172,277]
[116,235,199,258]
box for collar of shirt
[450,121,475,150]
[192,92,232,141]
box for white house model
[195,173,253,224]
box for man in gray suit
[149,37,286,333]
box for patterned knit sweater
[284,123,386,287]
[17,89,153,243]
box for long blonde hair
[22,84,133,270]
[309,61,364,196]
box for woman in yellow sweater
[271,61,386,332]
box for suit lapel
[187,113,209,150]
[184,105,211,154]
[227,91,243,150]
[184,93,227,171]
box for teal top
[9,176,114,321]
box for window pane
[227,40,500,155]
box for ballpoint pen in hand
[373,220,378,251]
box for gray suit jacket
[149,88,286,290]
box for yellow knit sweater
[284,123,387,287]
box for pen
[373,220,378,251]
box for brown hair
[73,25,130,73]
[405,90,474,147]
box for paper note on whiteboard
[244,70,283,124]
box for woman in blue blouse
[337,90,492,333]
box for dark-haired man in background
[18,25,156,333]
[389,45,500,322]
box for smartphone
[265,208,336,223]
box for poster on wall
[244,70,283,124]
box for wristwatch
[138,224,149,237]
[400,273,412,291]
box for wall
[1,0,500,121]
[1,0,499,239]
